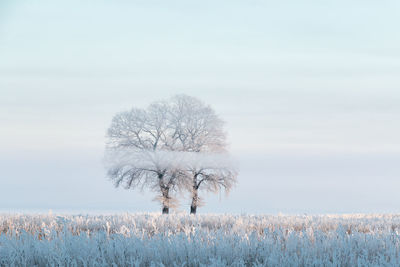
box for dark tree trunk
[162,206,169,214]
[161,190,170,214]
[190,186,198,215]
[158,172,170,215]
[190,205,197,214]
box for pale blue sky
[1,1,400,213]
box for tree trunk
[190,205,197,214]
[190,187,198,215]
[162,206,169,214]
[161,189,170,214]
[158,172,170,215]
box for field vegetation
[1,213,400,266]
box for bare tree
[105,150,184,214]
[168,95,227,153]
[168,95,238,214]
[181,153,238,214]
[105,101,181,214]
[105,95,238,214]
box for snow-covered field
[1,213,400,266]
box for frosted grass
[1,213,400,266]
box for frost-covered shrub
[1,213,400,266]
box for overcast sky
[1,0,400,214]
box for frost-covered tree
[105,150,185,214]
[105,101,182,214]
[181,153,238,214]
[105,95,237,214]
[168,95,226,153]
[168,95,238,214]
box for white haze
[1,0,400,213]
[104,150,236,172]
